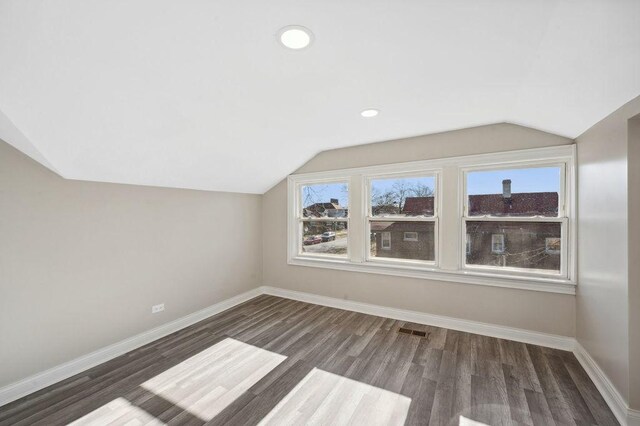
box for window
[403,232,418,241]
[299,182,349,258]
[381,232,391,250]
[463,165,566,275]
[367,175,437,263]
[288,145,576,294]
[545,237,561,254]
[491,234,505,253]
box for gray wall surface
[576,95,640,407]
[630,113,640,410]
[263,123,577,337]
[0,141,262,387]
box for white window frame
[460,158,573,280]
[364,171,440,267]
[491,234,506,254]
[403,232,419,241]
[293,178,351,260]
[287,145,576,295]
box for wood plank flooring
[0,295,618,425]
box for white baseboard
[0,287,263,408]
[259,286,575,351]
[573,342,636,426]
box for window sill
[288,256,576,295]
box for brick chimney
[502,179,512,198]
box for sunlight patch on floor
[258,367,411,425]
[68,397,166,425]
[459,415,490,426]
[141,337,286,421]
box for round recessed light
[361,109,379,118]
[278,25,313,50]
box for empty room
[1,1,639,425]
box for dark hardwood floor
[0,295,618,425]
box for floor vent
[398,327,428,337]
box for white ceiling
[1,0,639,193]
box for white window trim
[287,145,577,295]
[403,232,419,241]
[293,177,351,260]
[459,156,575,280]
[364,170,440,267]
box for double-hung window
[491,234,505,254]
[288,145,575,294]
[297,181,349,258]
[381,232,391,250]
[462,163,569,278]
[366,174,438,265]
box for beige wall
[628,113,640,410]
[263,123,576,336]
[576,95,640,407]
[0,141,262,387]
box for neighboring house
[464,221,561,270]
[372,181,561,270]
[303,199,348,236]
[303,198,348,218]
[371,221,436,261]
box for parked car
[321,231,336,242]
[303,235,323,245]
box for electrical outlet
[151,303,165,314]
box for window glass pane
[370,221,435,261]
[301,183,348,218]
[302,221,348,256]
[466,167,560,217]
[370,176,436,217]
[465,221,561,272]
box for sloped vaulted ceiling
[0,0,639,193]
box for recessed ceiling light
[278,26,313,50]
[361,109,379,118]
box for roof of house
[303,202,347,218]
[468,192,558,216]
[399,192,558,217]
[402,197,435,216]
